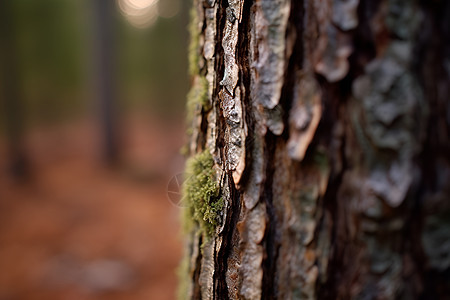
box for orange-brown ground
[0,115,185,300]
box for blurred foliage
[2,0,88,125]
[0,0,188,131]
[117,8,189,116]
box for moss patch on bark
[186,75,208,123]
[182,150,223,237]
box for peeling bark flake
[287,75,322,162]
[199,238,215,300]
[313,0,353,82]
[238,202,266,300]
[252,0,291,109]
[332,0,359,31]
[220,5,240,95]
[219,87,245,177]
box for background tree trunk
[181,0,450,299]
[0,0,29,180]
[93,0,119,165]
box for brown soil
[0,115,185,300]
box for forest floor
[0,114,185,300]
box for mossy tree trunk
[181,0,450,299]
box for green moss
[182,150,223,236]
[179,145,189,156]
[188,2,200,77]
[186,75,209,123]
[181,75,207,158]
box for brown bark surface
[182,0,450,299]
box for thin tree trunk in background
[182,0,450,299]
[0,1,29,180]
[93,0,119,165]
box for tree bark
[181,0,450,299]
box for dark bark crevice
[261,133,279,300]
[213,1,230,298]
[415,1,450,298]
[239,0,255,191]
[215,0,254,298]
[215,171,240,300]
[316,112,347,299]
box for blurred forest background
[0,0,188,299]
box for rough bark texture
[181,0,450,299]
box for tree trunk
[0,0,29,180]
[93,0,119,165]
[180,0,450,299]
